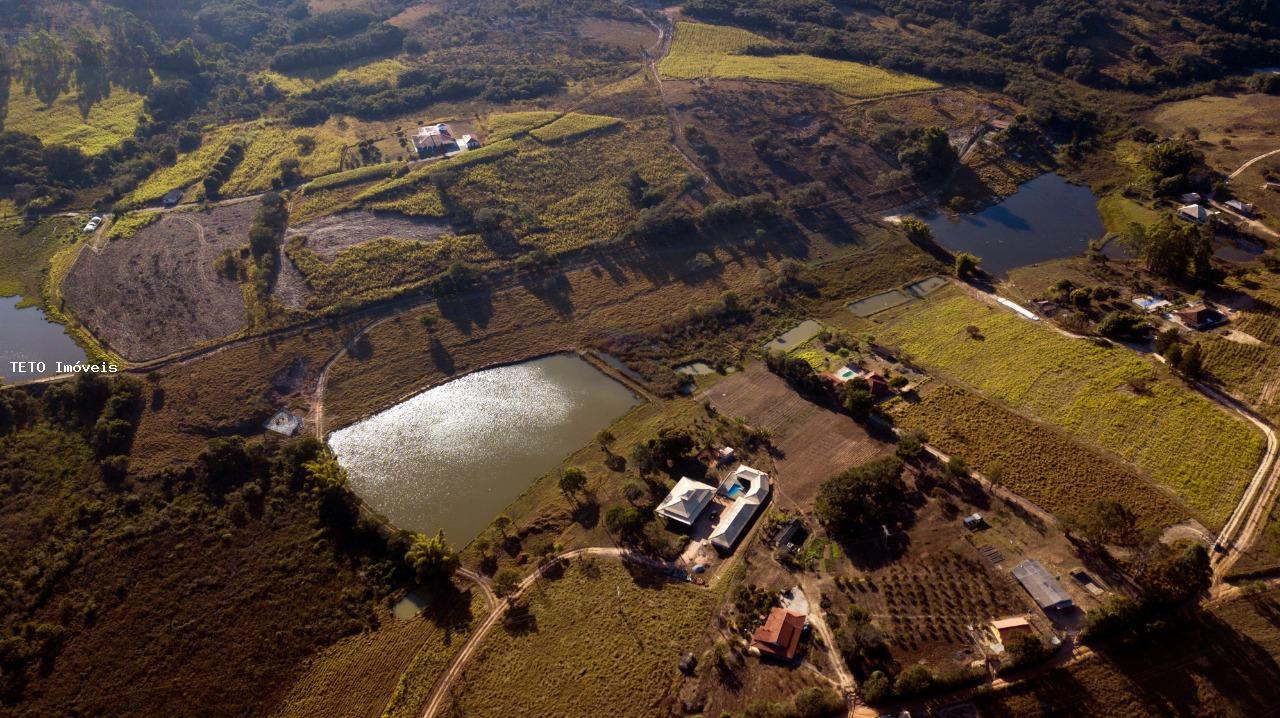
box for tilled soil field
[703,364,890,505]
[63,202,256,361]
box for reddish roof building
[751,608,805,661]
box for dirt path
[1208,198,1279,240]
[1227,147,1280,180]
[1197,382,1280,583]
[632,6,716,189]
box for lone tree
[492,568,521,598]
[493,513,514,537]
[406,530,460,586]
[954,251,981,279]
[558,466,587,498]
[605,505,645,537]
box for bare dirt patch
[578,18,658,52]
[62,202,255,361]
[665,79,911,214]
[702,364,890,506]
[287,210,453,260]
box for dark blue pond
[923,174,1105,276]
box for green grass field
[1097,193,1161,234]
[105,212,160,241]
[124,125,239,206]
[448,119,688,254]
[892,386,1187,529]
[1198,273,1280,425]
[0,215,78,302]
[659,22,939,98]
[529,113,622,143]
[4,80,144,155]
[259,58,407,95]
[485,111,559,141]
[444,558,719,718]
[877,288,1265,527]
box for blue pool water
[726,483,744,498]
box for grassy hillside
[443,558,719,718]
[659,21,939,98]
[4,80,144,155]
[892,385,1188,530]
[274,593,486,718]
[877,287,1265,527]
[0,215,79,302]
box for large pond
[0,297,87,383]
[923,173,1105,276]
[329,353,641,544]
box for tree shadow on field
[437,285,494,335]
[428,336,455,375]
[519,271,574,317]
[1081,604,1280,715]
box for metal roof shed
[1011,559,1074,611]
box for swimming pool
[726,483,744,498]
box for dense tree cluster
[1081,539,1211,644]
[270,23,405,73]
[1123,216,1214,282]
[814,456,905,539]
[282,65,566,126]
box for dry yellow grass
[274,593,486,718]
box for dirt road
[1227,147,1280,181]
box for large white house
[413,123,459,156]
[655,477,714,526]
[710,465,770,551]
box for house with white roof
[710,464,770,551]
[655,477,714,526]
[413,123,460,157]
[1177,203,1215,225]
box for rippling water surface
[329,354,640,544]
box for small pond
[0,297,87,383]
[329,353,641,545]
[923,174,1105,276]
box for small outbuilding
[162,189,184,207]
[751,608,805,661]
[775,518,807,552]
[1179,192,1203,204]
[1011,559,1074,611]
[990,616,1033,644]
[1264,181,1280,192]
[1225,199,1255,217]
[265,411,302,437]
[655,477,714,526]
[963,513,984,530]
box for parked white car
[83,216,103,232]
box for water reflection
[329,354,640,544]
